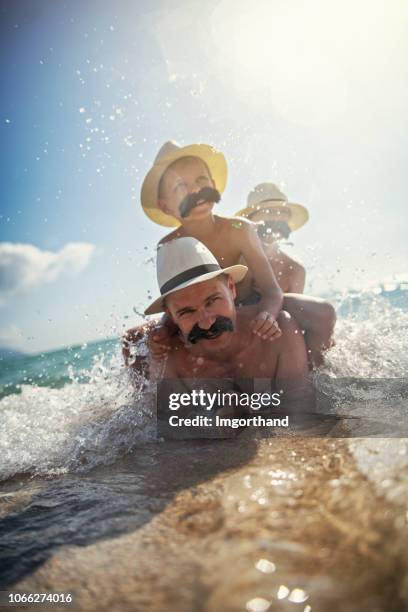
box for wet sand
[5,435,408,612]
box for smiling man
[139,237,313,408]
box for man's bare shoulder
[163,340,200,378]
[158,228,184,245]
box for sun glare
[210,0,408,126]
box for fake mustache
[187,316,234,344]
[179,186,221,218]
[257,220,291,240]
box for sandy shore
[5,434,408,612]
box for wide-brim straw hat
[236,183,309,231]
[145,237,247,315]
[141,141,228,227]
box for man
[128,237,313,408]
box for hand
[148,325,172,361]
[250,311,282,341]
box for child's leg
[283,294,336,368]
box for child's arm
[147,313,179,361]
[236,220,283,337]
[287,260,306,294]
[268,248,306,294]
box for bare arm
[237,220,283,319]
[284,255,306,294]
[122,326,148,367]
[288,263,305,294]
[274,312,315,409]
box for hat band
[160,263,221,295]
[258,198,287,204]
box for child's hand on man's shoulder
[250,311,282,341]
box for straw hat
[144,237,247,315]
[141,141,228,227]
[236,183,309,231]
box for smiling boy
[238,183,308,294]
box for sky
[0,0,407,353]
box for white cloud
[0,242,95,305]
[0,323,23,346]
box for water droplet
[288,588,309,603]
[277,585,290,600]
[255,559,276,574]
[246,597,271,612]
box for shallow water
[0,290,408,609]
[3,437,408,611]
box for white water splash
[1,294,407,481]
[0,348,155,480]
[324,298,408,378]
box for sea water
[0,289,407,591]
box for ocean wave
[1,293,407,481]
[0,349,155,481]
[325,295,408,378]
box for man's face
[165,276,237,354]
[158,157,216,221]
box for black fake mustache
[257,220,291,240]
[179,186,221,218]
[187,316,234,344]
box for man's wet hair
[158,156,213,199]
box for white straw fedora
[141,141,228,227]
[144,237,247,315]
[236,183,309,231]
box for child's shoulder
[215,214,255,233]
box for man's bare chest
[165,341,277,380]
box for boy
[237,182,307,294]
[235,182,336,366]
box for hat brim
[235,202,309,232]
[141,144,228,227]
[144,264,248,315]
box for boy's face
[250,206,292,243]
[249,206,291,225]
[165,276,237,354]
[158,157,216,221]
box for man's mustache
[179,187,221,218]
[187,316,234,344]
